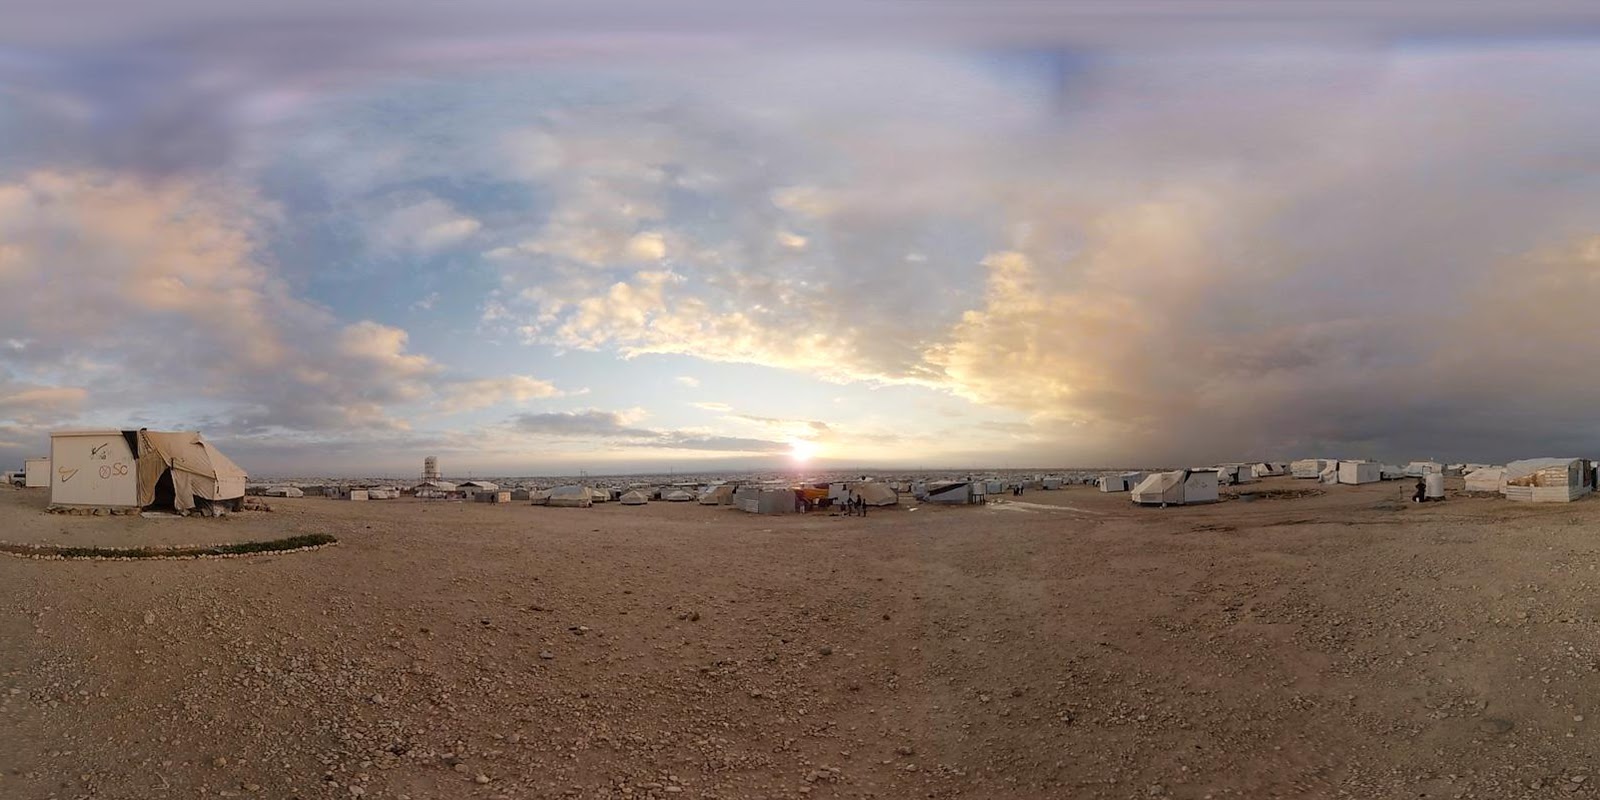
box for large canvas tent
[127,430,248,512]
[1464,466,1505,493]
[544,485,594,507]
[663,489,695,502]
[1503,458,1593,503]
[619,490,649,505]
[1131,470,1219,506]
[853,483,899,506]
[698,484,737,505]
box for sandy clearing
[3,479,1599,799]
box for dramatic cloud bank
[2,5,1600,473]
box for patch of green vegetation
[0,533,336,560]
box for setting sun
[788,439,818,463]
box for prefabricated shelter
[1098,472,1144,493]
[263,486,304,498]
[1502,458,1593,503]
[1337,461,1381,485]
[544,485,594,508]
[698,484,737,505]
[1251,462,1286,478]
[23,457,49,488]
[1404,461,1445,478]
[984,479,1005,495]
[1218,464,1256,485]
[1464,466,1506,493]
[1041,478,1064,490]
[925,481,984,505]
[1131,470,1220,506]
[50,431,140,507]
[735,486,798,514]
[1290,459,1329,479]
[1380,464,1407,481]
[345,489,370,501]
[619,490,649,505]
[473,491,512,504]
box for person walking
[1413,478,1426,503]
[859,495,868,517]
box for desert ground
[4,479,1599,800]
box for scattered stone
[539,650,554,660]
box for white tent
[1131,470,1219,506]
[1251,462,1285,478]
[589,488,609,503]
[1503,458,1592,503]
[1099,472,1144,493]
[1318,463,1339,484]
[619,490,649,505]
[545,485,594,508]
[854,483,900,506]
[698,484,736,505]
[1337,461,1381,485]
[263,486,304,497]
[1464,466,1505,493]
[1291,459,1329,479]
[926,481,981,504]
[1220,464,1256,485]
[663,489,694,502]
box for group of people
[840,494,870,516]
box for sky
[4,2,1600,476]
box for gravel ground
[3,479,1599,799]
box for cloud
[0,170,455,438]
[675,375,700,388]
[509,408,788,453]
[372,196,482,254]
[691,401,731,412]
[443,375,568,412]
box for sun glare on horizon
[788,439,818,464]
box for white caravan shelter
[23,457,49,488]
[1337,461,1381,485]
[49,430,138,507]
[1503,458,1593,503]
